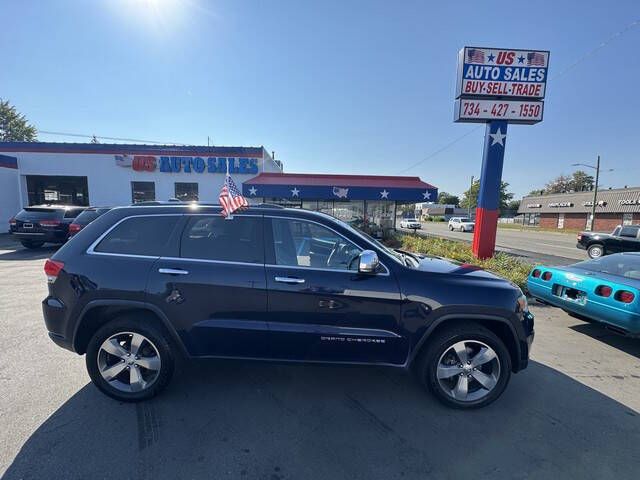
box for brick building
[517,187,640,231]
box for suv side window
[180,215,263,263]
[271,217,361,270]
[64,208,85,218]
[94,215,180,256]
[620,226,639,238]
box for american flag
[527,52,545,66]
[219,174,248,217]
[467,48,485,63]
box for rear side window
[74,209,100,224]
[94,216,180,256]
[620,226,639,238]
[180,215,263,263]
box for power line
[38,130,188,145]
[396,19,640,175]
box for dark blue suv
[43,204,534,408]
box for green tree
[437,192,460,206]
[506,199,521,212]
[544,174,572,194]
[569,170,594,192]
[460,180,514,210]
[0,99,37,141]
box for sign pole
[472,120,507,259]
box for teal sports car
[527,253,640,336]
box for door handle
[158,268,189,275]
[274,276,305,284]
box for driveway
[1,244,639,480]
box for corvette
[527,253,640,336]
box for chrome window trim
[160,256,264,267]
[264,215,390,276]
[265,263,389,276]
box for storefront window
[317,201,333,216]
[302,201,318,211]
[333,200,364,226]
[365,201,394,238]
[131,181,155,204]
[26,175,89,206]
[175,182,199,201]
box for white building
[0,142,282,232]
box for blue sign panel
[242,183,437,202]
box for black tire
[448,225,453,231]
[21,240,44,249]
[415,321,512,409]
[587,244,605,259]
[86,315,175,402]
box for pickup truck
[577,224,640,258]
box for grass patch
[397,233,532,290]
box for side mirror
[358,250,379,274]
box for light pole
[572,156,613,231]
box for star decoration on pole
[422,190,431,200]
[380,189,389,199]
[489,128,506,147]
[291,187,300,197]
[248,186,257,196]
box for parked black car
[43,204,534,408]
[9,205,86,248]
[68,207,112,237]
[577,224,640,258]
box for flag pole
[225,158,233,220]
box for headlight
[517,294,529,313]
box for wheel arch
[410,314,522,373]
[73,300,188,357]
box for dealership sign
[115,154,259,175]
[455,46,550,258]
[456,47,549,100]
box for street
[401,222,586,265]
[1,240,639,480]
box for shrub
[397,234,532,290]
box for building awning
[243,173,437,202]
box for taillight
[40,219,62,227]
[577,234,582,241]
[595,285,612,297]
[542,271,553,281]
[68,223,82,234]
[615,291,635,304]
[9,217,16,227]
[44,259,65,284]
[531,269,541,278]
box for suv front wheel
[416,322,511,409]
[86,316,175,402]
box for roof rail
[253,203,286,209]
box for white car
[448,217,475,232]
[400,218,422,229]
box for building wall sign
[549,202,573,208]
[583,200,607,207]
[455,47,549,100]
[115,154,259,175]
[620,198,640,206]
[527,203,542,208]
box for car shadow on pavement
[0,245,58,261]
[570,322,640,359]
[2,360,639,480]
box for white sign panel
[454,99,544,124]
[456,47,549,99]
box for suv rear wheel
[86,316,175,402]
[416,322,511,409]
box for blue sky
[1,0,638,198]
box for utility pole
[590,155,600,231]
[468,175,474,219]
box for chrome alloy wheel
[436,340,500,402]
[97,332,161,393]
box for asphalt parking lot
[1,238,639,480]
[401,222,585,265]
